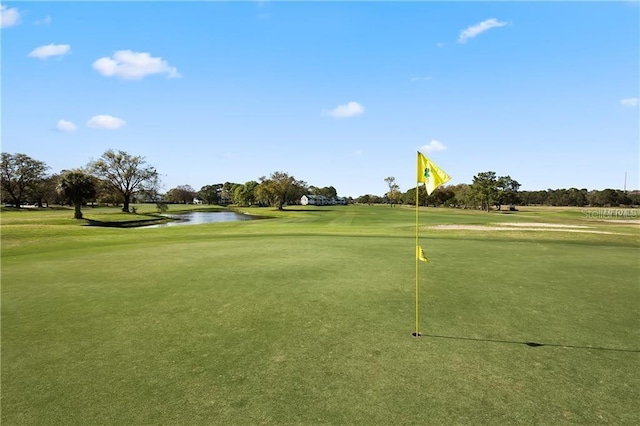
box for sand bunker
[600,220,640,225]
[430,224,627,235]
[499,222,589,228]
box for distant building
[335,197,347,205]
[301,195,348,206]
[301,195,328,206]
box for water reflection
[145,211,253,228]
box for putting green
[2,205,639,424]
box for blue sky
[2,1,638,197]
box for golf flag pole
[415,154,420,336]
[414,151,451,337]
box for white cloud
[92,50,180,80]
[420,139,447,154]
[323,101,365,119]
[28,44,71,60]
[56,120,77,132]
[621,97,639,107]
[34,16,52,26]
[436,42,445,48]
[87,115,126,129]
[458,18,508,43]
[410,76,432,82]
[1,5,21,28]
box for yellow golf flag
[417,152,451,195]
[416,245,429,263]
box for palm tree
[58,170,97,219]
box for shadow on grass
[421,333,639,353]
[1,206,71,212]
[282,208,336,212]
[84,216,170,228]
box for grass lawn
[2,204,639,424]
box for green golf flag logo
[417,152,451,195]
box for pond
[144,211,255,228]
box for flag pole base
[412,332,422,337]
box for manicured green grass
[2,205,639,424]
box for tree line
[369,171,639,209]
[0,151,342,218]
[169,181,340,207]
[2,151,637,220]
[1,150,160,218]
